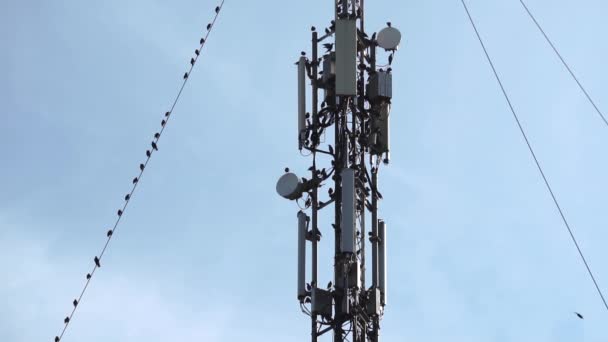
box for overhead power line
[459,0,608,313]
[52,2,226,341]
[519,0,608,128]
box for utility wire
[53,2,226,341]
[459,0,608,312]
[518,0,608,128]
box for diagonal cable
[459,0,608,312]
[519,0,608,127]
[53,1,226,341]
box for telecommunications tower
[276,1,400,341]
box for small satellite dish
[276,172,303,200]
[377,26,401,51]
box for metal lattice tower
[277,1,400,341]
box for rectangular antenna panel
[297,211,307,299]
[311,288,333,317]
[366,288,381,316]
[335,19,357,96]
[378,102,390,153]
[298,56,306,148]
[367,71,392,101]
[379,219,387,305]
[340,168,356,253]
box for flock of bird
[52,2,225,342]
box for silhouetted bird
[132,177,138,184]
[207,23,212,30]
[215,6,220,13]
[327,281,332,289]
[146,150,151,157]
[194,49,200,56]
[388,53,393,65]
[117,209,123,217]
[94,256,101,267]
[387,21,392,27]
[301,51,306,56]
[199,38,205,44]
[151,141,158,151]
[64,317,70,324]
[311,26,316,31]
[575,312,584,319]
[73,299,78,307]
[161,120,166,127]
[183,72,188,79]
[154,132,160,139]
[86,273,91,280]
[323,43,333,52]
[107,230,113,237]
[139,164,145,171]
[165,111,170,117]
[124,194,130,201]
[190,58,195,65]
[55,336,60,342]
[325,28,330,34]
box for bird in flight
[575,312,584,319]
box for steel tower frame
[277,1,398,341]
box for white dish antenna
[276,172,303,200]
[377,26,401,51]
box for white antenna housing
[335,19,357,96]
[377,26,401,51]
[297,211,308,300]
[276,172,303,200]
[378,219,387,305]
[298,56,307,149]
[340,168,356,253]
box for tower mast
[277,1,401,341]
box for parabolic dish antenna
[377,26,401,51]
[276,172,303,200]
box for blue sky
[2,0,608,340]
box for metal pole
[311,29,319,342]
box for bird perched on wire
[132,177,138,184]
[86,273,91,280]
[117,209,123,217]
[124,194,130,201]
[190,58,195,66]
[161,120,166,127]
[151,141,158,151]
[183,72,189,80]
[139,163,145,171]
[207,23,212,30]
[64,317,70,324]
[146,150,151,158]
[575,312,584,319]
[73,299,78,307]
[94,256,101,268]
[55,336,60,342]
[199,37,205,44]
[215,6,220,13]
[323,43,333,52]
[154,132,160,139]
[194,49,200,56]
[107,229,113,237]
